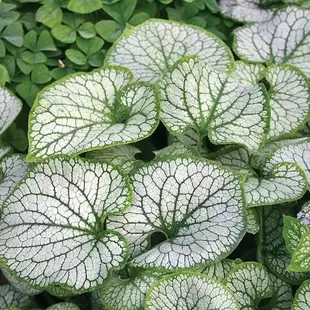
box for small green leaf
[108,157,246,270]
[28,66,160,160]
[16,59,34,75]
[145,272,239,310]
[35,0,63,28]
[2,22,23,47]
[51,24,76,44]
[204,0,220,13]
[291,279,310,310]
[76,37,104,56]
[0,64,10,86]
[96,20,123,43]
[16,82,40,107]
[36,30,57,51]
[0,39,5,58]
[78,22,96,39]
[2,124,28,152]
[23,29,36,51]
[102,0,137,24]
[0,157,132,291]
[31,64,51,84]
[65,49,87,65]
[289,231,310,272]
[67,0,102,14]
[21,51,47,64]
[88,51,105,67]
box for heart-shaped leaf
[292,280,310,310]
[0,157,132,291]
[99,269,164,310]
[230,61,266,85]
[0,86,22,135]
[108,157,246,270]
[223,262,273,309]
[219,0,274,22]
[159,56,268,152]
[265,65,310,140]
[145,272,239,310]
[28,66,160,160]
[233,6,310,78]
[105,19,234,82]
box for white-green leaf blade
[219,0,274,22]
[230,61,266,85]
[266,65,310,140]
[28,66,160,160]
[0,154,29,206]
[99,270,163,310]
[159,57,268,152]
[289,231,310,272]
[0,157,132,291]
[0,284,32,309]
[0,87,22,135]
[108,157,246,270]
[233,6,310,77]
[105,19,234,82]
[224,262,273,309]
[46,302,80,310]
[145,272,239,310]
[245,162,307,207]
[246,208,260,234]
[292,279,310,310]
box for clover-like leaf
[105,19,234,82]
[0,154,29,206]
[230,61,266,85]
[108,157,246,270]
[233,6,310,78]
[265,65,310,140]
[245,162,307,207]
[159,56,268,152]
[28,66,160,160]
[288,231,310,272]
[246,208,260,234]
[283,213,310,254]
[219,0,274,22]
[0,284,32,309]
[145,272,239,310]
[99,269,164,310]
[263,138,310,189]
[0,157,132,291]
[223,262,273,309]
[0,86,22,135]
[87,145,141,172]
[201,259,242,282]
[292,279,310,310]
[259,206,310,285]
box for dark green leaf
[37,30,57,51]
[67,0,102,14]
[23,30,37,51]
[203,0,220,13]
[129,12,150,25]
[88,51,105,67]
[0,55,15,78]
[21,51,47,64]
[51,25,76,43]
[0,10,19,30]
[31,64,51,84]
[95,20,123,42]
[0,64,10,86]
[102,0,137,24]
[65,49,87,65]
[0,39,5,58]
[20,12,37,30]
[76,37,104,56]
[2,123,28,152]
[2,22,24,47]
[16,59,34,75]
[50,67,76,80]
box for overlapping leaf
[0,86,22,135]
[159,57,268,153]
[28,66,160,160]
[292,280,310,310]
[145,273,239,310]
[246,208,260,234]
[233,6,310,78]
[219,0,274,23]
[223,262,273,309]
[265,65,310,140]
[0,157,132,291]
[105,19,234,82]
[0,284,32,309]
[108,157,246,270]
[47,303,80,310]
[230,61,266,85]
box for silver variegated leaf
[99,269,164,310]
[233,6,310,78]
[219,0,274,22]
[0,157,132,291]
[0,147,11,161]
[291,279,310,310]
[28,66,160,160]
[159,56,268,152]
[0,285,32,309]
[0,87,22,135]
[230,61,266,85]
[46,303,80,310]
[153,143,198,158]
[145,273,239,310]
[246,208,260,234]
[91,290,108,310]
[223,262,273,309]
[105,19,234,82]
[108,157,246,270]
[259,206,310,285]
[266,65,310,140]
